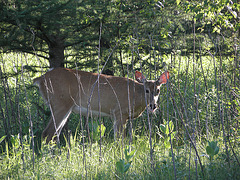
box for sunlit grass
[0,133,239,179]
[0,52,239,179]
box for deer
[33,68,169,143]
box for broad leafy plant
[206,141,219,161]
[88,121,106,142]
[157,120,176,150]
[116,146,136,176]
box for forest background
[0,0,239,179]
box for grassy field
[0,52,239,179]
[0,132,239,179]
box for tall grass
[0,50,239,179]
[0,132,239,179]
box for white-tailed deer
[34,68,169,143]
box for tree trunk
[48,36,65,68]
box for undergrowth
[0,132,239,179]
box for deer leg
[112,112,118,141]
[113,111,128,140]
[42,106,72,143]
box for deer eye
[146,89,150,93]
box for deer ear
[135,71,146,83]
[157,71,169,85]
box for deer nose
[150,104,157,110]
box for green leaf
[170,131,176,139]
[124,163,131,173]
[206,146,214,156]
[206,141,219,160]
[160,124,166,134]
[213,26,220,34]
[169,121,174,132]
[165,124,170,135]
[116,159,125,174]
[0,136,6,144]
[208,141,219,155]
[176,0,181,5]
[97,124,106,137]
[124,146,136,162]
[11,135,20,149]
[214,146,219,155]
[165,142,171,149]
[116,159,131,174]
[89,122,106,142]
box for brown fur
[34,68,169,143]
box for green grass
[0,132,239,179]
[0,52,239,179]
